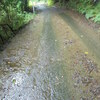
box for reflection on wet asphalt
[0,6,71,100]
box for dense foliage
[67,0,100,23]
[51,0,100,23]
[0,0,34,47]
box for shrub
[67,0,100,23]
[0,0,34,45]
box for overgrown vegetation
[0,0,34,48]
[53,0,100,23]
[67,0,100,23]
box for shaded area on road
[35,9,71,100]
[0,7,71,100]
[59,11,100,62]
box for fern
[85,10,95,19]
[67,0,100,23]
[93,14,100,22]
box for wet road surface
[0,6,71,100]
[0,5,100,100]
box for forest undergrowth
[0,0,34,49]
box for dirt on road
[0,5,100,100]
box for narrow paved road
[0,5,100,100]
